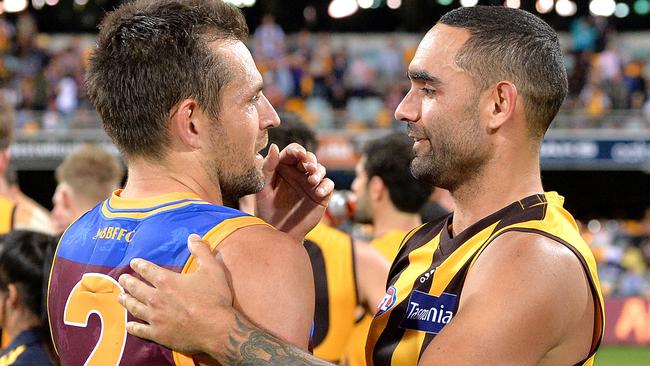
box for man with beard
[46,1,333,365]
[117,6,604,366]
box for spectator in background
[0,98,54,235]
[253,14,286,61]
[0,230,56,365]
[51,144,123,233]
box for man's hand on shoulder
[219,225,315,349]
[117,234,235,356]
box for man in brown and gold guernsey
[251,114,390,363]
[343,132,433,366]
[116,6,605,366]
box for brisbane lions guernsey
[365,192,604,366]
[47,191,268,366]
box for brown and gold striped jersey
[365,192,604,366]
[305,222,359,363]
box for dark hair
[439,6,568,139]
[262,112,318,155]
[0,231,54,319]
[86,0,249,160]
[363,132,433,213]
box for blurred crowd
[0,13,649,133]
[583,209,650,298]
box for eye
[421,87,436,97]
[251,93,261,103]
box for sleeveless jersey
[47,191,268,366]
[366,192,605,366]
[0,194,15,234]
[342,230,408,366]
[304,222,358,363]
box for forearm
[211,311,333,366]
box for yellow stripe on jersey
[343,230,408,366]
[365,231,442,366]
[305,222,357,362]
[0,195,15,234]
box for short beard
[219,166,264,203]
[409,104,487,192]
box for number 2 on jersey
[64,273,127,366]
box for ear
[485,81,518,133]
[0,149,9,175]
[60,185,73,211]
[171,99,202,149]
[6,283,19,309]
[368,176,384,202]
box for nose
[260,93,281,129]
[394,89,420,124]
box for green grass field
[596,347,650,365]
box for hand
[117,234,236,355]
[255,143,335,242]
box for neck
[450,156,543,236]
[373,203,422,238]
[120,157,223,205]
[5,308,41,339]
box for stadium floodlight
[358,0,373,9]
[4,0,27,12]
[505,0,521,8]
[328,0,359,19]
[45,0,58,6]
[437,0,454,6]
[589,0,616,16]
[614,2,630,17]
[32,0,45,9]
[460,0,479,7]
[535,0,554,14]
[556,0,577,16]
[74,0,88,5]
[387,0,402,9]
[633,0,650,15]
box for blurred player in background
[342,132,433,366]
[0,100,54,235]
[256,113,389,363]
[0,230,56,365]
[51,143,123,233]
[47,0,332,365]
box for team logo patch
[399,290,457,334]
[375,286,397,316]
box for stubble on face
[205,123,266,203]
[409,96,488,192]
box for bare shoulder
[466,230,591,300]
[219,224,307,261]
[354,240,390,270]
[463,230,594,343]
[214,224,314,348]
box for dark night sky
[18,0,650,34]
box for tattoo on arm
[223,314,333,366]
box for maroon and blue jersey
[47,191,268,366]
